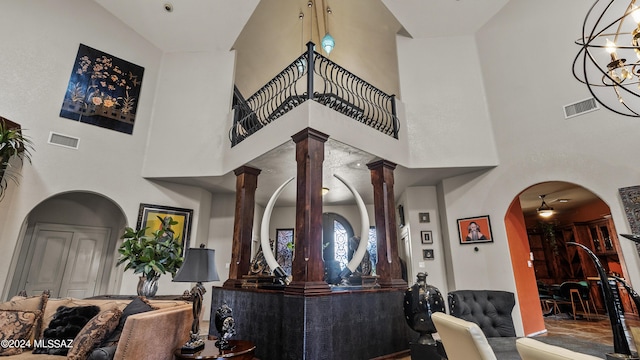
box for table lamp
[173,244,220,353]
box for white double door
[23,223,110,298]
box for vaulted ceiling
[97,0,582,209]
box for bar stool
[569,288,591,320]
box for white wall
[204,193,236,321]
[0,0,213,298]
[5,0,640,338]
[397,186,448,300]
[141,50,236,178]
[425,0,640,335]
[396,35,499,168]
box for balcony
[230,42,400,147]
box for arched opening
[322,212,354,284]
[6,191,127,298]
[506,181,630,336]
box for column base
[222,279,243,289]
[284,281,331,295]
[379,278,408,289]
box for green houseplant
[117,216,184,297]
[0,118,33,201]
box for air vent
[564,97,599,119]
[48,132,79,149]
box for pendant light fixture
[536,195,554,217]
[321,6,334,55]
[322,33,335,55]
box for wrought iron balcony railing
[230,42,399,147]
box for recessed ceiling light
[164,3,173,12]
[557,199,569,203]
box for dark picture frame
[457,215,493,245]
[398,205,405,227]
[419,212,430,223]
[60,43,145,134]
[137,203,193,249]
[421,230,433,244]
[423,249,434,260]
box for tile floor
[541,312,640,352]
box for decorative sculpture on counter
[567,242,632,357]
[338,236,373,285]
[248,241,272,276]
[403,272,445,345]
[214,302,236,351]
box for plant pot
[137,275,159,297]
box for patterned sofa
[0,292,192,360]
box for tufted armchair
[448,290,516,338]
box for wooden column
[223,166,261,288]
[367,159,407,289]
[286,128,331,295]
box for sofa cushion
[87,345,117,360]
[100,297,154,347]
[67,308,122,360]
[0,291,48,344]
[0,309,41,356]
[33,305,100,355]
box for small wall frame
[423,249,435,260]
[421,230,433,244]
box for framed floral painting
[60,43,144,134]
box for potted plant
[116,216,184,297]
[0,117,33,201]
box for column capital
[366,159,397,171]
[291,127,329,143]
[233,165,262,177]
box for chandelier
[573,0,640,117]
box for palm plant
[0,118,34,201]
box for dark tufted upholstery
[448,290,516,338]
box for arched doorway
[322,212,354,284]
[7,191,127,298]
[506,181,630,335]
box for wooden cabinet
[574,219,623,278]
